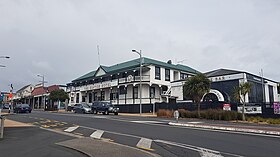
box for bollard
[0,115,5,139]
[174,110,179,123]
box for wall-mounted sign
[223,104,231,111]
[203,89,225,102]
[238,106,262,114]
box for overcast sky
[0,0,279,92]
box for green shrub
[247,117,280,124]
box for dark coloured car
[14,104,32,113]
[2,104,10,109]
[91,102,119,115]
[73,103,92,114]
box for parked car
[73,103,92,114]
[2,104,10,109]
[91,102,119,115]
[14,104,32,113]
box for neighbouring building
[171,69,280,104]
[13,84,35,105]
[66,57,199,112]
[12,84,67,110]
[31,84,66,109]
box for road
[6,111,280,157]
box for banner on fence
[237,106,262,114]
[274,102,280,115]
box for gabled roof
[204,69,242,77]
[16,84,32,93]
[72,57,199,82]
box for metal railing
[0,115,5,139]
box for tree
[49,89,69,102]
[183,73,211,118]
[233,82,253,121]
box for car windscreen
[82,104,90,108]
[21,104,30,107]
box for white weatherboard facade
[67,58,197,106]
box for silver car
[73,103,92,114]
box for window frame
[155,66,161,80]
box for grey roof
[204,69,242,77]
[73,57,199,82]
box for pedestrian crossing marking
[64,126,79,132]
[90,130,104,139]
[136,138,153,150]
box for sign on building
[274,102,280,115]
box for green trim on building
[73,57,199,82]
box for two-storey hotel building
[66,57,199,111]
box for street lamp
[0,56,10,59]
[37,74,47,87]
[132,49,142,115]
[0,56,9,68]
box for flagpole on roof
[97,45,101,67]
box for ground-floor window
[88,93,92,103]
[133,87,138,99]
[76,93,79,103]
[150,87,155,98]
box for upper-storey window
[180,73,188,80]
[165,69,170,81]
[155,66,161,80]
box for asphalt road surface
[6,111,280,157]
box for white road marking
[188,122,203,124]
[92,116,108,119]
[136,138,153,149]
[90,130,104,139]
[64,126,79,132]
[154,140,243,157]
[131,121,165,124]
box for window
[119,86,127,95]
[278,85,280,94]
[110,93,118,100]
[150,87,155,98]
[101,91,105,101]
[82,96,86,102]
[88,93,92,103]
[93,92,97,101]
[133,87,138,99]
[165,69,170,81]
[76,93,79,103]
[155,66,161,80]
[180,73,188,80]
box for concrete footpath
[169,120,280,136]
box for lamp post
[0,56,10,59]
[132,49,142,115]
[37,74,48,110]
[37,74,46,87]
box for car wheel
[114,112,118,115]
[93,110,97,114]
